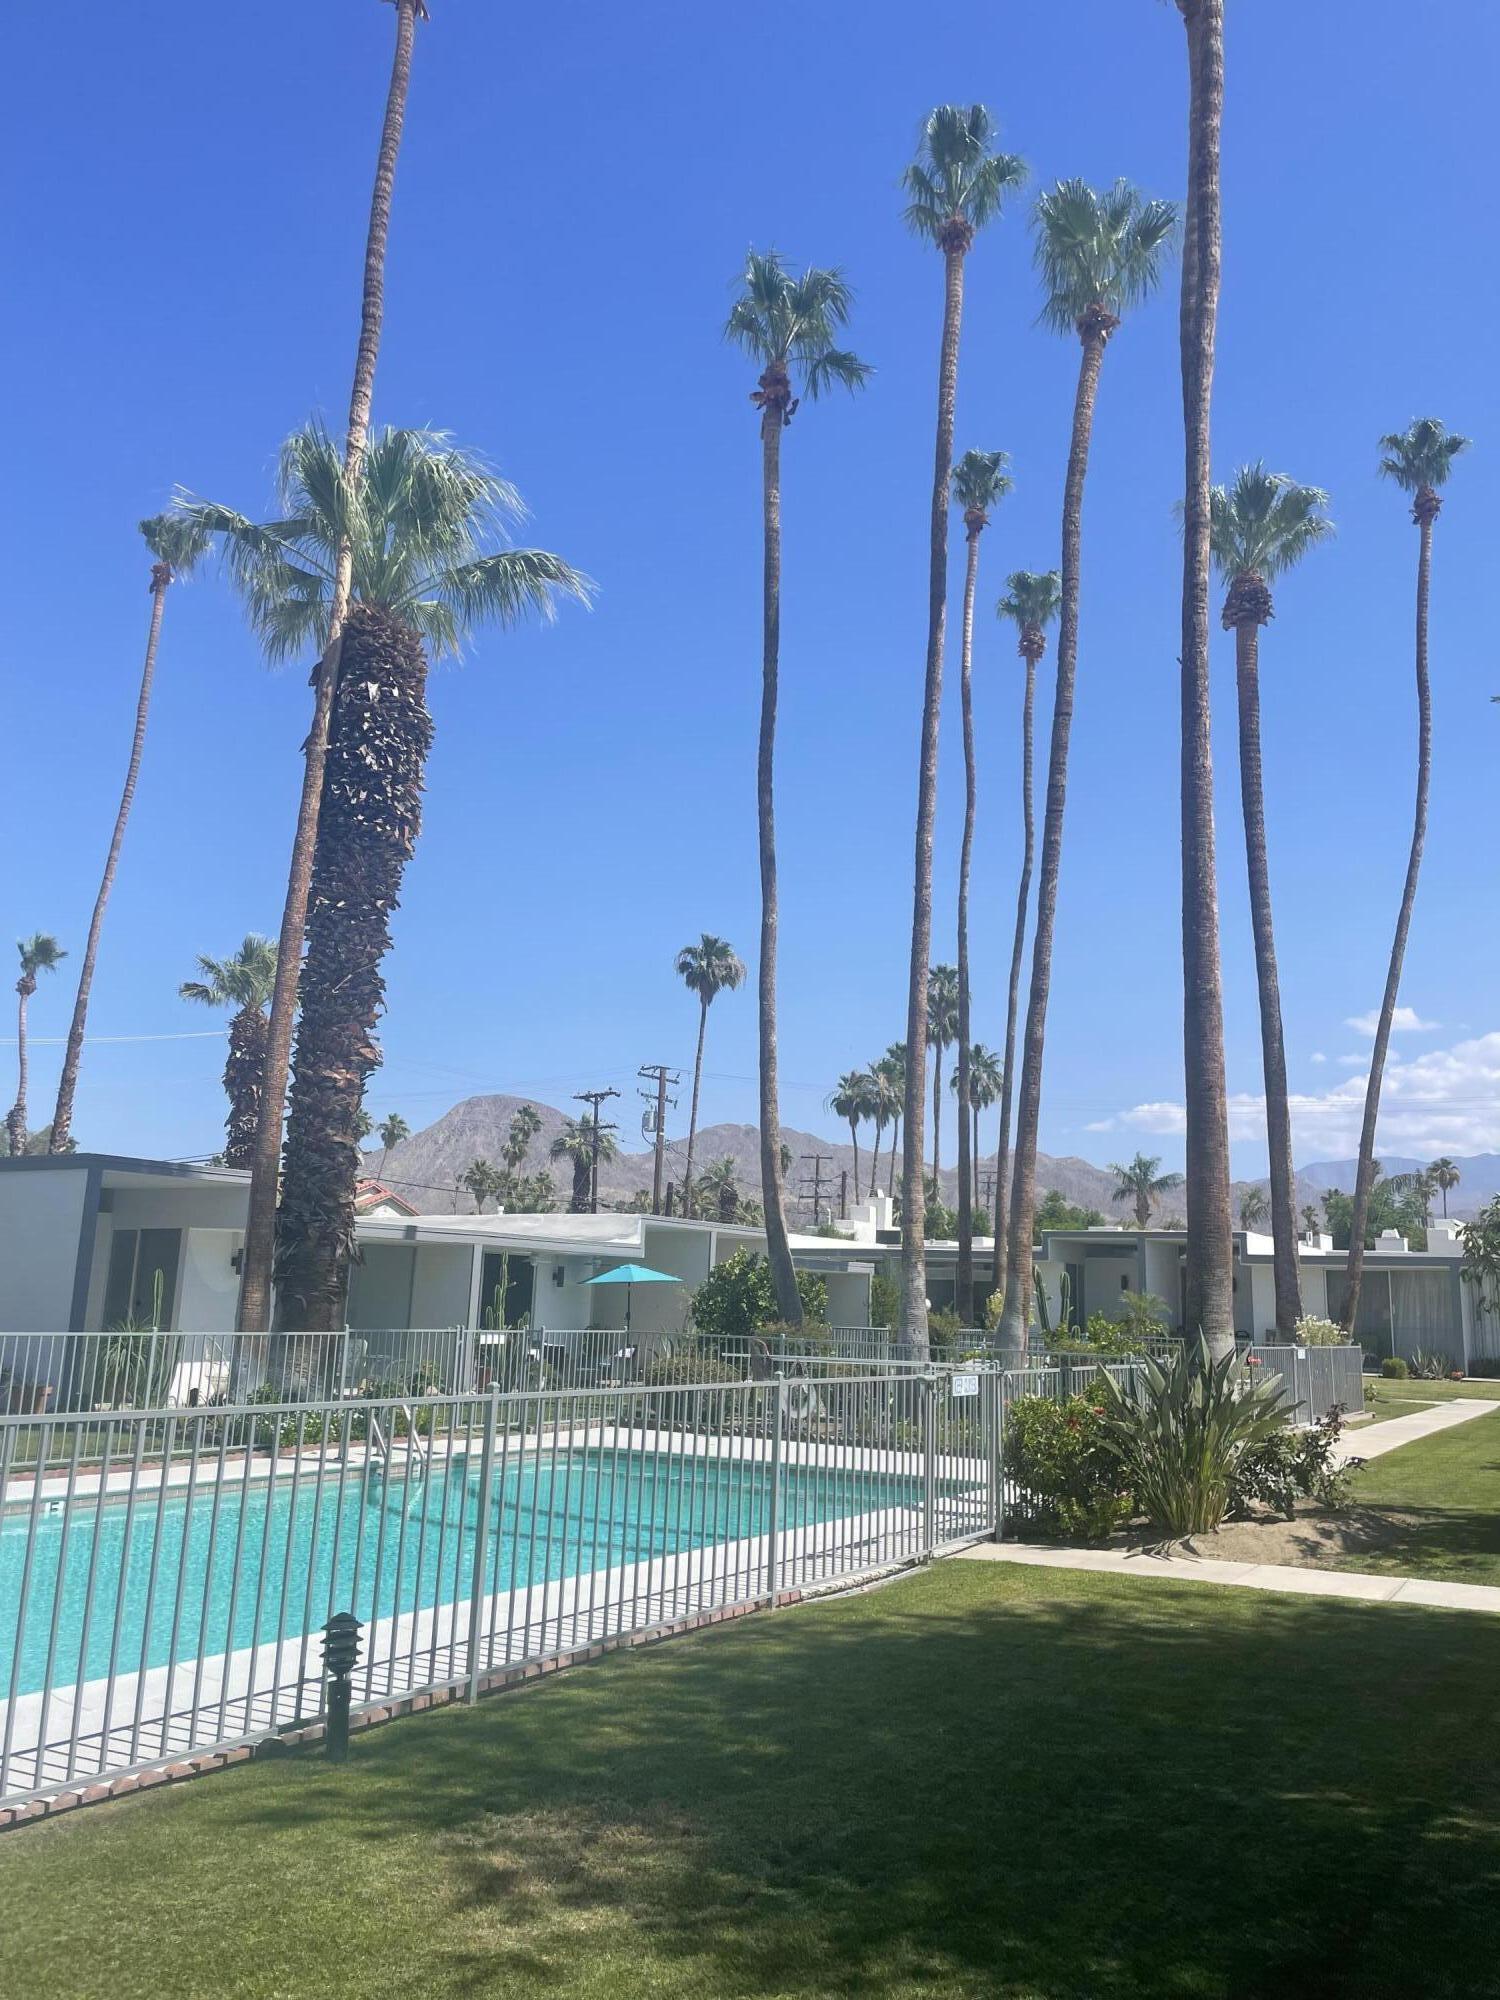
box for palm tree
[675,934,746,1219]
[926,965,960,1192]
[990,571,1060,1291]
[1342,419,1470,1330]
[1176,0,1235,1361]
[50,516,212,1151]
[1211,464,1333,1336]
[952,1043,1003,1209]
[873,1046,906,1200]
[550,1115,617,1215]
[726,251,869,1326]
[463,1157,502,1214]
[828,1070,876,1204]
[996,180,1176,1342]
[697,1157,741,1224]
[7,936,66,1156]
[1300,1203,1322,1240]
[899,107,1027,1356]
[181,426,589,1330]
[949,449,1014,1321]
[864,1059,898,1200]
[1109,1153,1184,1230]
[1430,1158,1461,1218]
[179,936,278,1169]
[1239,1185,1270,1231]
[376,1112,409,1179]
[232,0,429,1334]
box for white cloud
[1094,1031,1500,1162]
[1343,1007,1440,1037]
[1309,1052,1327,1065]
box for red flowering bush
[1004,1393,1131,1542]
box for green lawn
[1359,1375,1500,1427]
[6,1563,1500,1999]
[1333,1404,1500,1586]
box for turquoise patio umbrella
[583,1261,682,1334]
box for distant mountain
[365,1093,1131,1222]
[364,1092,1497,1227]
[1295,1154,1497,1219]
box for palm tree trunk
[224,1005,269,1171]
[1178,0,1236,1360]
[6,980,34,1156]
[50,572,171,1150]
[238,0,422,1334]
[992,648,1036,1292]
[850,1122,861,1205]
[755,391,802,1327]
[931,1044,942,1193]
[273,605,432,1333]
[889,1115,901,1204]
[1344,498,1436,1327]
[998,326,1109,1343]
[955,524,981,1324]
[1234,613,1302,1337]
[1136,1190,1150,1229]
[972,1107,981,1208]
[901,243,966,1357]
[684,997,708,1222]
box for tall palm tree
[1239,1185,1270,1231]
[502,1103,542,1180]
[50,516,212,1151]
[899,106,1027,1355]
[1176,0,1236,1361]
[1342,418,1469,1330]
[675,934,746,1219]
[236,0,429,1335]
[726,250,869,1326]
[925,965,960,1192]
[375,1112,409,1179]
[828,1070,876,1204]
[997,180,1176,1342]
[874,1046,906,1200]
[990,571,1060,1291]
[697,1157,741,1224]
[950,449,1014,1322]
[7,936,66,1156]
[181,425,589,1329]
[1110,1153,1184,1230]
[179,936,278,1169]
[952,1042,1003,1209]
[1210,464,1333,1337]
[1430,1158,1461,1218]
[463,1158,502,1215]
[550,1115,617,1215]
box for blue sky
[5,1,1497,1175]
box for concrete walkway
[957,1540,1500,1614]
[1339,1394,1499,1465]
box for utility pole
[573,1087,620,1214]
[637,1064,680,1215]
[839,1168,849,1221]
[798,1153,833,1228]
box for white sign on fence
[951,1372,980,1399]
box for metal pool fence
[0,1366,1001,1809]
[1246,1344,1365,1423]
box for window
[102,1229,181,1328]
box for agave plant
[1095,1337,1291,1537]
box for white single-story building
[0,1153,876,1339]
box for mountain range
[363,1095,1500,1225]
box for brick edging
[0,1588,806,1832]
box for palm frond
[997,569,1063,630]
[951,448,1013,514]
[1377,417,1471,493]
[140,511,213,575]
[430,549,594,654]
[1033,178,1177,333]
[902,105,1026,244]
[1208,463,1333,583]
[803,347,873,398]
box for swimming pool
[1,1446,930,1699]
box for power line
[637,1065,680,1215]
[573,1087,621,1214]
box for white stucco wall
[0,1169,88,1333]
[410,1244,475,1328]
[347,1243,416,1328]
[177,1228,243,1333]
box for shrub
[928,1308,965,1347]
[869,1271,901,1336]
[689,1250,827,1344]
[1228,1408,1355,1519]
[1294,1315,1345,1347]
[642,1353,741,1388]
[1095,1338,1293,1537]
[1004,1392,1131,1541]
[1468,1358,1500,1379]
[1056,1308,1165,1359]
[1380,1356,1410,1380]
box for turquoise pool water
[1,1448,925,1697]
